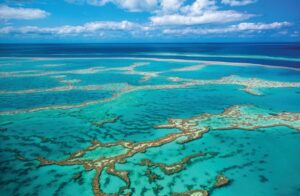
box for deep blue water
[1,43,300,68]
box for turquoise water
[0,53,300,196]
[0,76,62,90]
[162,64,300,82]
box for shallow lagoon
[0,56,300,196]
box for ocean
[0,43,300,196]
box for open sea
[0,43,300,196]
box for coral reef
[214,175,230,188]
[140,152,214,175]
[36,105,300,195]
[172,189,209,196]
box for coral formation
[36,105,300,195]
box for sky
[0,0,299,43]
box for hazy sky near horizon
[0,0,299,42]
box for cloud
[221,0,256,6]
[150,0,253,26]
[0,0,293,40]
[1,21,291,38]
[159,0,185,14]
[163,22,292,35]
[291,31,299,37]
[66,0,159,12]
[67,0,216,14]
[112,0,158,12]
[151,10,253,25]
[234,22,291,30]
[66,0,255,26]
[0,5,49,20]
[180,0,216,15]
[0,20,143,35]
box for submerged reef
[92,116,121,128]
[1,74,300,115]
[156,105,300,132]
[214,175,230,188]
[140,152,216,175]
[1,56,300,196]
[172,189,209,196]
[166,75,300,96]
[1,59,300,115]
[36,105,300,195]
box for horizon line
[1,42,300,44]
